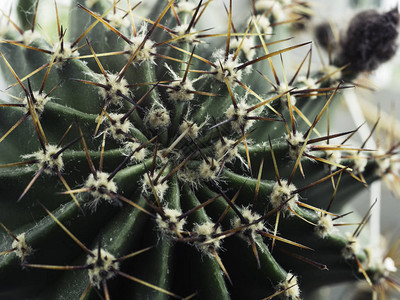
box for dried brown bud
[340,8,399,73]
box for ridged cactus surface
[0,0,399,299]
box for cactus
[0,0,399,299]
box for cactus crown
[1,0,400,299]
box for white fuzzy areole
[123,141,147,162]
[177,167,201,188]
[324,147,342,171]
[274,82,296,107]
[21,30,41,45]
[250,14,273,37]
[321,65,342,82]
[22,144,64,175]
[11,233,32,259]
[168,79,195,101]
[198,158,219,180]
[124,34,155,63]
[286,132,308,160]
[365,247,398,283]
[211,51,242,84]
[105,113,132,141]
[255,0,287,21]
[23,91,50,116]
[174,1,197,14]
[179,121,200,139]
[276,273,301,299]
[342,233,360,260]
[350,150,368,173]
[193,222,222,254]
[53,42,79,65]
[215,139,238,162]
[315,213,336,238]
[231,207,264,240]
[98,73,129,106]
[156,208,186,235]
[384,154,400,182]
[230,37,256,60]
[87,249,119,288]
[84,171,118,208]
[173,24,198,43]
[142,171,169,201]
[107,10,130,29]
[270,180,298,213]
[146,105,171,129]
[375,149,391,174]
[297,76,320,100]
[383,257,397,273]
[225,101,255,132]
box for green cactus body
[0,0,399,299]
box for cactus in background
[0,0,399,299]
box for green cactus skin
[0,0,399,299]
